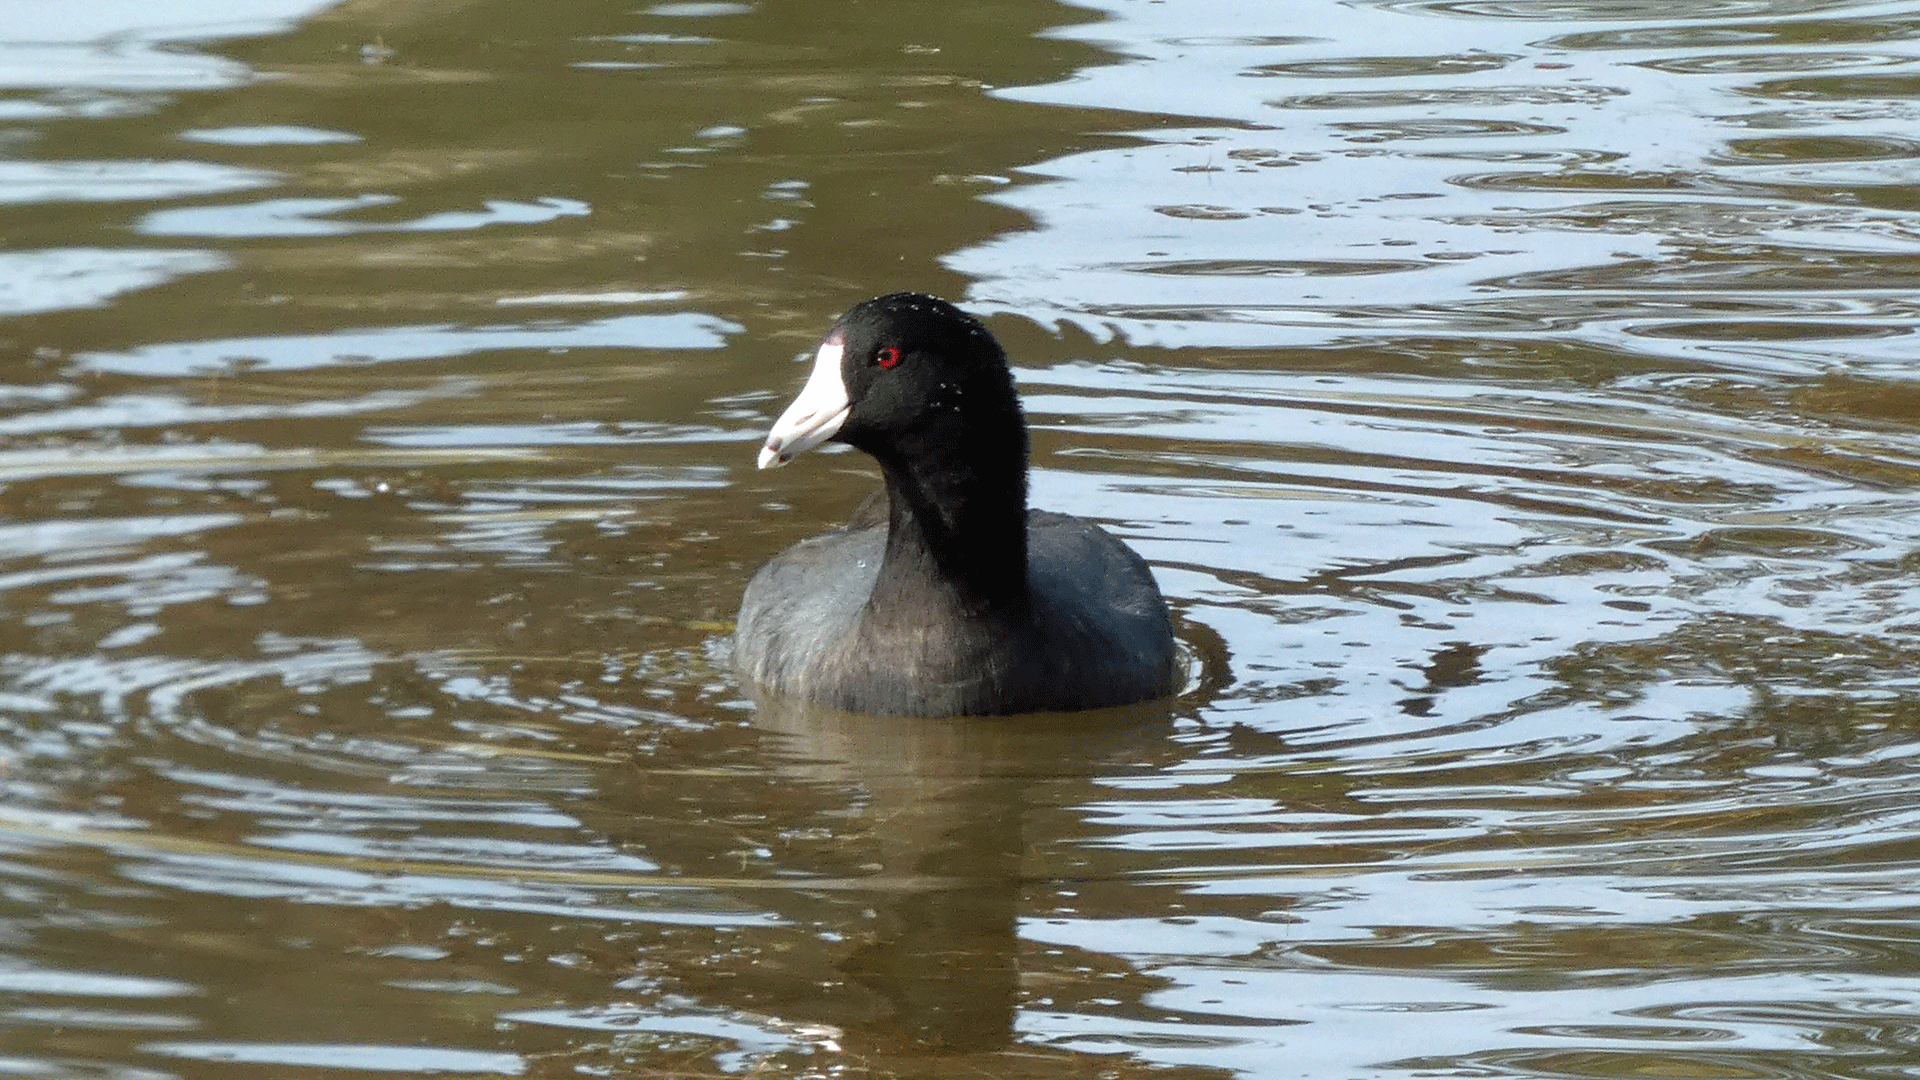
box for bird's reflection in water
[746,689,1173,1054]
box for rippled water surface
[3,0,1920,1076]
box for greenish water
[2,0,1919,1076]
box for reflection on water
[1,0,1918,1076]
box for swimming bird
[734,293,1178,717]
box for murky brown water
[2,0,1919,1076]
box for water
[1,0,1919,1076]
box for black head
[830,293,1018,458]
[758,293,1024,471]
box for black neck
[866,407,1030,620]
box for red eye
[875,346,901,369]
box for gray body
[736,501,1178,717]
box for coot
[735,293,1178,717]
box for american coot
[735,293,1179,717]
